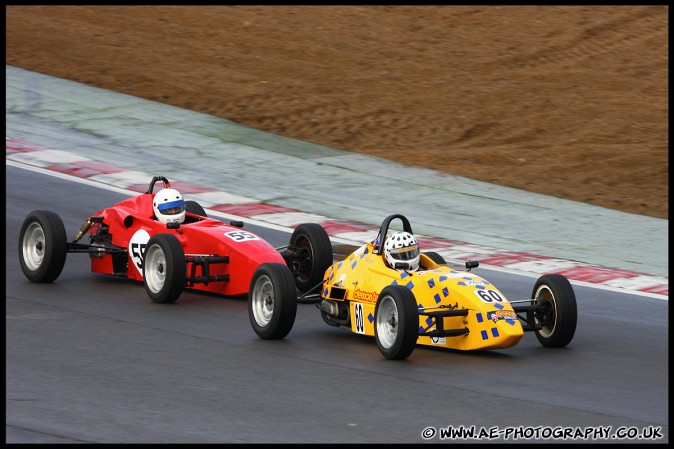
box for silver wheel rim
[22,222,46,271]
[251,275,275,327]
[376,295,399,349]
[144,244,166,294]
[534,285,556,338]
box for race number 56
[130,243,147,269]
[129,229,151,275]
[224,231,259,242]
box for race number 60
[474,289,505,303]
[353,302,365,334]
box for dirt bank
[6,5,668,218]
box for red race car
[18,176,333,339]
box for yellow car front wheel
[529,274,577,347]
[374,286,419,360]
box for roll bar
[373,214,414,255]
[146,176,172,194]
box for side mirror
[465,260,479,271]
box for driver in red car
[152,188,186,224]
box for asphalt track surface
[5,166,669,443]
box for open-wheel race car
[310,214,577,359]
[18,176,333,340]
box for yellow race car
[314,214,577,359]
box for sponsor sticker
[431,336,447,345]
[353,288,379,304]
[487,310,517,322]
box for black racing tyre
[288,223,333,293]
[18,210,68,283]
[374,285,420,360]
[529,274,577,347]
[185,200,207,217]
[142,234,186,304]
[248,263,298,339]
[423,251,446,265]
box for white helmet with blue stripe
[153,188,186,224]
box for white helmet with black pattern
[383,231,420,271]
[153,188,186,224]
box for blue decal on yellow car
[491,328,499,338]
[476,313,483,323]
[428,279,435,288]
[434,293,441,303]
[481,330,488,340]
[442,287,449,297]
